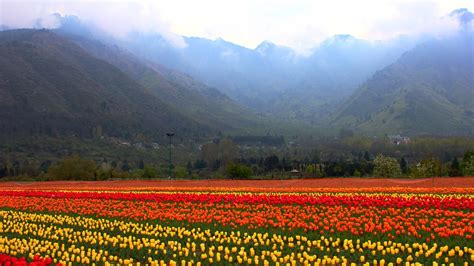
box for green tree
[142,165,158,179]
[410,158,443,178]
[363,151,371,161]
[97,161,113,180]
[137,160,145,170]
[175,166,188,179]
[373,154,401,178]
[400,157,408,175]
[462,151,474,176]
[264,155,280,172]
[226,163,252,179]
[218,138,239,166]
[448,157,462,177]
[186,161,193,175]
[200,142,219,167]
[305,164,324,177]
[48,155,96,180]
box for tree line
[1,150,473,181]
[1,136,473,180]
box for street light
[166,133,175,179]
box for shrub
[142,166,158,179]
[226,163,252,179]
[410,158,443,178]
[462,151,474,176]
[47,155,96,180]
[373,154,401,178]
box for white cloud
[1,0,473,52]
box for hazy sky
[1,0,473,52]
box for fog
[1,0,473,53]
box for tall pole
[166,133,174,179]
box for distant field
[1,177,473,190]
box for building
[388,135,411,145]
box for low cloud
[1,0,187,49]
[1,0,472,52]
[450,8,474,28]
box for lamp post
[166,133,175,179]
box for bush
[47,155,96,180]
[410,158,443,178]
[226,163,252,179]
[373,154,401,178]
[175,166,188,179]
[462,151,474,176]
[142,166,158,179]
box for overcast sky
[1,0,473,52]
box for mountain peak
[256,40,275,49]
[255,40,277,55]
[322,34,358,45]
[332,34,356,41]
[318,34,364,50]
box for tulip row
[0,193,472,243]
[0,253,58,266]
[0,210,472,265]
[1,190,472,210]
[2,185,472,195]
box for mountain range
[0,11,473,139]
[332,31,474,136]
[0,29,260,140]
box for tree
[373,154,401,178]
[264,155,280,172]
[142,165,158,179]
[218,138,239,166]
[400,157,408,175]
[363,151,371,161]
[226,163,252,179]
[410,158,443,178]
[121,160,131,172]
[39,160,52,174]
[137,160,145,170]
[193,159,207,170]
[175,166,188,179]
[200,142,218,167]
[3,157,13,177]
[48,155,96,180]
[97,161,113,180]
[448,157,462,177]
[305,164,324,177]
[186,161,193,175]
[462,151,474,176]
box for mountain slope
[56,31,260,132]
[0,29,208,139]
[122,31,416,121]
[48,15,417,123]
[331,31,474,136]
[271,35,418,123]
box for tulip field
[0,178,473,265]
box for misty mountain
[3,13,472,138]
[56,30,260,133]
[331,31,474,136]
[271,35,418,123]
[51,15,417,123]
[124,34,298,108]
[0,29,213,139]
[121,32,417,122]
